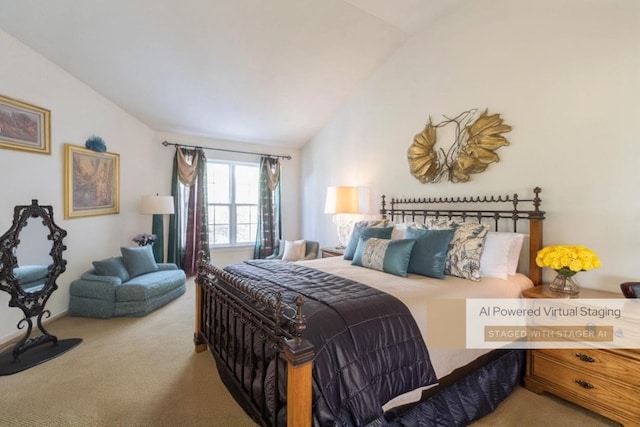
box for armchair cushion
[302,240,320,260]
[266,239,320,260]
[282,240,306,261]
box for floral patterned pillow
[427,221,488,281]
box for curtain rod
[161,141,292,160]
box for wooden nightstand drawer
[535,348,640,387]
[529,352,640,421]
[321,247,345,258]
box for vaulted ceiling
[0,0,465,147]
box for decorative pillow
[428,221,488,281]
[391,223,408,240]
[351,237,416,277]
[92,256,130,282]
[480,232,525,279]
[406,227,456,279]
[120,245,159,278]
[343,220,392,260]
[282,239,306,261]
[424,218,461,229]
[391,222,427,240]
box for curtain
[253,157,281,259]
[167,147,209,276]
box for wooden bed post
[282,294,314,427]
[528,187,545,286]
[283,337,314,427]
[528,219,543,286]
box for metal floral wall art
[408,109,511,183]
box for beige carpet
[0,279,620,426]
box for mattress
[297,256,534,410]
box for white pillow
[506,233,525,275]
[391,222,427,240]
[480,232,524,279]
[391,223,407,240]
[282,239,306,261]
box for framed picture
[64,144,120,219]
[0,95,51,154]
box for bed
[194,187,545,426]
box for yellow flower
[536,245,600,276]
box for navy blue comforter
[224,260,437,426]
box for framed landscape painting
[64,144,120,219]
[0,95,51,154]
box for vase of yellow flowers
[535,245,601,295]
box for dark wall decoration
[407,109,511,183]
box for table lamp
[324,186,360,248]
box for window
[207,161,259,246]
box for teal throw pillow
[343,223,393,260]
[120,246,159,278]
[351,237,416,277]
[92,256,130,282]
[406,227,455,279]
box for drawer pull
[575,379,595,389]
[574,353,595,363]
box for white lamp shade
[324,186,360,214]
[140,195,175,215]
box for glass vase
[549,272,580,295]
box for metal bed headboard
[380,187,545,285]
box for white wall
[0,29,162,343]
[302,0,640,292]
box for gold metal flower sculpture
[408,109,512,183]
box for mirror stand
[0,200,82,375]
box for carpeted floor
[0,279,621,426]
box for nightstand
[321,247,345,258]
[523,285,640,426]
[522,285,620,299]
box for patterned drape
[167,147,209,276]
[253,157,281,259]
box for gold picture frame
[0,95,51,154]
[64,144,120,219]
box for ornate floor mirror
[0,200,81,375]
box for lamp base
[333,214,354,248]
[151,214,164,263]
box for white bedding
[297,256,534,409]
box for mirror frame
[0,200,67,363]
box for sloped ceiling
[0,0,464,147]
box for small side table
[523,284,639,426]
[522,284,620,299]
[321,247,345,258]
